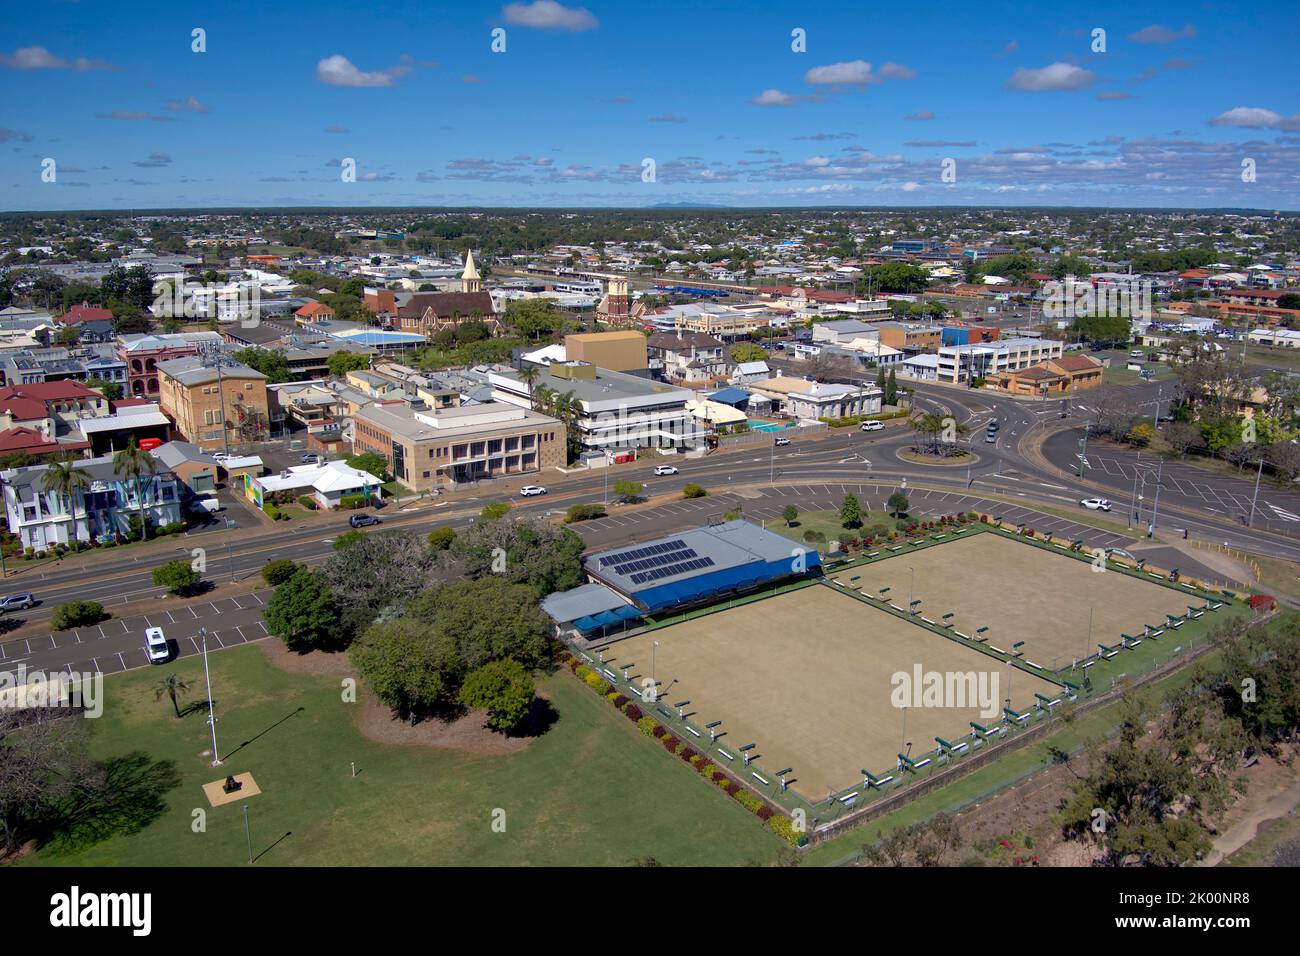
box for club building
[541,520,821,639]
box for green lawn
[26,644,783,867]
[1102,363,1175,386]
[773,509,903,547]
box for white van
[145,627,170,664]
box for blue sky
[3,0,1298,210]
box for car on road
[349,513,382,528]
[987,419,1000,431]
[774,436,791,446]
[653,464,679,475]
[144,626,170,664]
[519,485,547,497]
[0,592,36,612]
[860,420,885,432]
[985,432,997,443]
[1080,498,1112,512]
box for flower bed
[564,653,803,845]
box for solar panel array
[628,556,715,585]
[598,539,688,569]
[610,547,699,576]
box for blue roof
[634,553,822,614]
[706,386,751,406]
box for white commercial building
[937,338,1064,384]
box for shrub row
[564,653,803,846]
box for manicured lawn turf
[25,644,782,867]
[614,586,1060,799]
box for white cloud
[502,1,598,31]
[878,62,916,80]
[1208,107,1300,132]
[315,54,412,88]
[164,96,209,113]
[804,60,877,86]
[1006,62,1096,92]
[1127,24,1196,44]
[0,45,116,71]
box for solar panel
[611,547,700,577]
[599,538,689,568]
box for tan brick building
[564,330,647,371]
[352,402,564,492]
[157,357,270,451]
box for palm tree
[556,389,582,463]
[533,383,555,417]
[154,672,193,718]
[113,436,158,541]
[518,365,541,409]
[39,456,89,546]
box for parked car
[190,497,222,515]
[349,513,381,528]
[301,453,322,464]
[144,626,170,664]
[653,464,679,476]
[1080,498,1112,512]
[519,485,547,497]
[860,420,885,432]
[0,592,36,612]
[774,436,791,446]
[137,437,163,451]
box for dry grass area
[608,586,1059,800]
[834,534,1195,671]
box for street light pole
[1129,451,1142,527]
[1248,458,1264,527]
[1077,422,1090,478]
[201,626,221,767]
[1149,459,1164,536]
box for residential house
[1,455,182,550]
[646,331,730,386]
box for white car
[774,436,791,446]
[860,420,885,432]
[653,465,678,476]
[144,627,170,664]
[1080,498,1111,512]
[519,485,547,497]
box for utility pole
[1151,385,1164,429]
[1077,422,1090,478]
[1248,458,1264,527]
[198,345,232,459]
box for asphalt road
[0,474,1238,691]
[4,374,1285,617]
[1042,428,1300,535]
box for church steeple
[461,249,481,293]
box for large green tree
[264,570,341,651]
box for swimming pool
[748,421,790,432]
